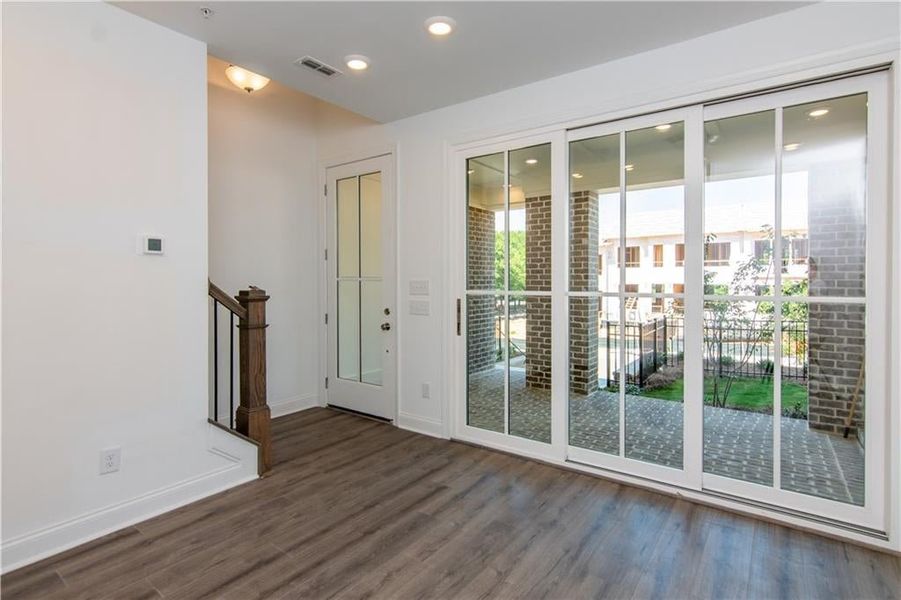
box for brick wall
[806,163,866,435]
[467,205,498,373]
[570,190,599,394]
[525,195,552,389]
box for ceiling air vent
[294,56,342,78]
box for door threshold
[327,404,393,423]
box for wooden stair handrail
[208,280,247,320]
[208,280,271,476]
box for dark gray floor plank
[3,407,899,600]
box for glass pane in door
[467,295,506,433]
[336,171,384,385]
[624,123,685,469]
[703,110,776,485]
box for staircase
[208,280,272,475]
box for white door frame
[448,70,893,539]
[319,147,399,422]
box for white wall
[208,55,318,417]
[317,1,901,437]
[1,3,256,571]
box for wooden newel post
[236,286,271,475]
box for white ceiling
[116,1,808,123]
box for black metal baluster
[213,299,219,422]
[230,312,235,429]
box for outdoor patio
[468,366,864,506]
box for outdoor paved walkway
[468,367,864,506]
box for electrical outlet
[422,382,431,399]
[99,447,121,475]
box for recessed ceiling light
[525,158,538,165]
[571,173,583,179]
[655,124,672,131]
[345,55,370,71]
[425,16,456,36]
[624,164,635,171]
[784,143,801,152]
[808,108,829,118]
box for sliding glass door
[699,75,886,530]
[458,71,888,532]
[566,107,703,487]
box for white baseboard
[270,393,320,418]
[397,411,446,439]
[1,422,259,574]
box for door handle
[381,322,391,331]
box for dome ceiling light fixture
[225,64,270,93]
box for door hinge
[324,248,328,261]
[324,183,327,196]
[456,298,462,336]
[325,377,329,389]
[325,313,328,325]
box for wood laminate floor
[3,407,900,599]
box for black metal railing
[209,283,245,430]
[603,316,808,387]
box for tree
[495,231,526,290]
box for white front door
[326,155,396,420]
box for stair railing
[208,280,271,475]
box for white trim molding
[1,423,259,573]
[397,411,446,439]
[269,393,320,418]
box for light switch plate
[409,280,430,296]
[409,300,430,316]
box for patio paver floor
[467,366,864,505]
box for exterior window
[624,284,639,293]
[652,284,664,312]
[754,239,772,260]
[675,243,685,266]
[624,246,640,268]
[783,236,809,266]
[705,241,731,266]
[672,283,685,313]
[653,244,664,267]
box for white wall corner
[397,411,447,439]
[1,423,259,574]
[270,393,321,418]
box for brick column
[806,163,866,435]
[467,205,497,373]
[525,195,552,389]
[569,190,599,394]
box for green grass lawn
[639,377,808,413]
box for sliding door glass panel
[467,295,505,433]
[569,295,621,455]
[782,94,867,298]
[703,299,774,485]
[705,111,776,297]
[780,302,865,506]
[509,295,551,442]
[337,280,360,381]
[624,123,684,469]
[467,153,505,291]
[360,280,383,385]
[360,172,383,277]
[625,122,685,289]
[337,177,360,278]
[569,133,619,293]
[510,144,552,292]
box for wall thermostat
[143,235,164,255]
